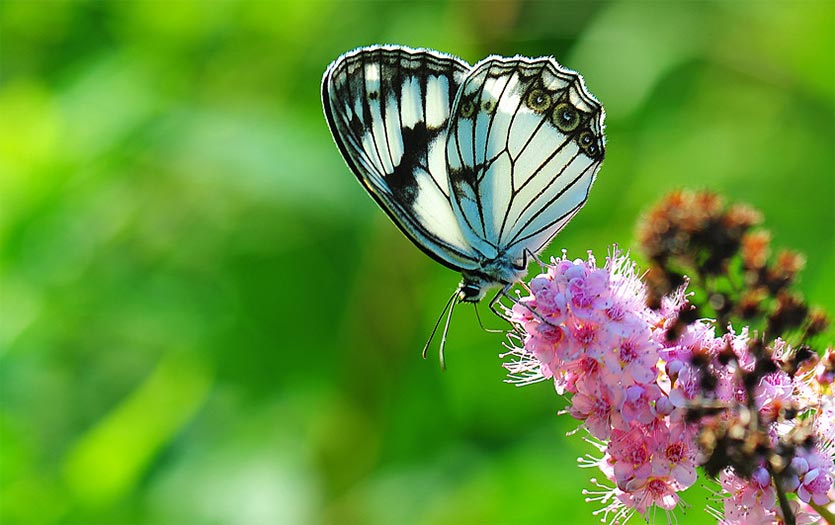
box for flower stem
[767,462,795,525]
[809,501,835,524]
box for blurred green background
[1,1,832,524]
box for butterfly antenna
[422,288,459,362]
[473,303,503,333]
[438,293,459,370]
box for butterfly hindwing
[322,46,481,271]
[445,56,605,264]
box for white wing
[445,56,605,264]
[322,45,483,272]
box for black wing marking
[322,45,482,272]
[445,55,605,264]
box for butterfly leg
[499,281,565,334]
[473,303,505,333]
[489,283,514,323]
[524,248,551,270]
[492,285,533,342]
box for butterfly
[322,45,605,358]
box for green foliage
[1,1,832,524]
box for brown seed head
[741,230,771,271]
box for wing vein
[506,157,597,247]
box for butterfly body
[322,45,605,304]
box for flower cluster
[502,249,835,524]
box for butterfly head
[458,263,522,303]
[457,279,490,303]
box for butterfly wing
[322,45,483,272]
[445,56,605,264]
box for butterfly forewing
[322,46,481,271]
[324,46,605,303]
[445,56,605,264]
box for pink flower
[754,371,793,422]
[655,394,675,416]
[712,364,745,404]
[725,327,755,372]
[662,283,690,312]
[623,476,681,513]
[815,348,835,385]
[615,384,663,428]
[564,317,604,360]
[560,354,597,390]
[570,381,615,440]
[567,266,611,315]
[650,422,698,488]
[505,248,659,388]
[609,427,654,488]
[793,448,834,505]
[668,364,701,407]
[603,327,658,385]
[502,246,835,523]
[718,469,778,524]
[658,321,716,371]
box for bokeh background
[1,1,833,524]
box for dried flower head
[636,190,829,349]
